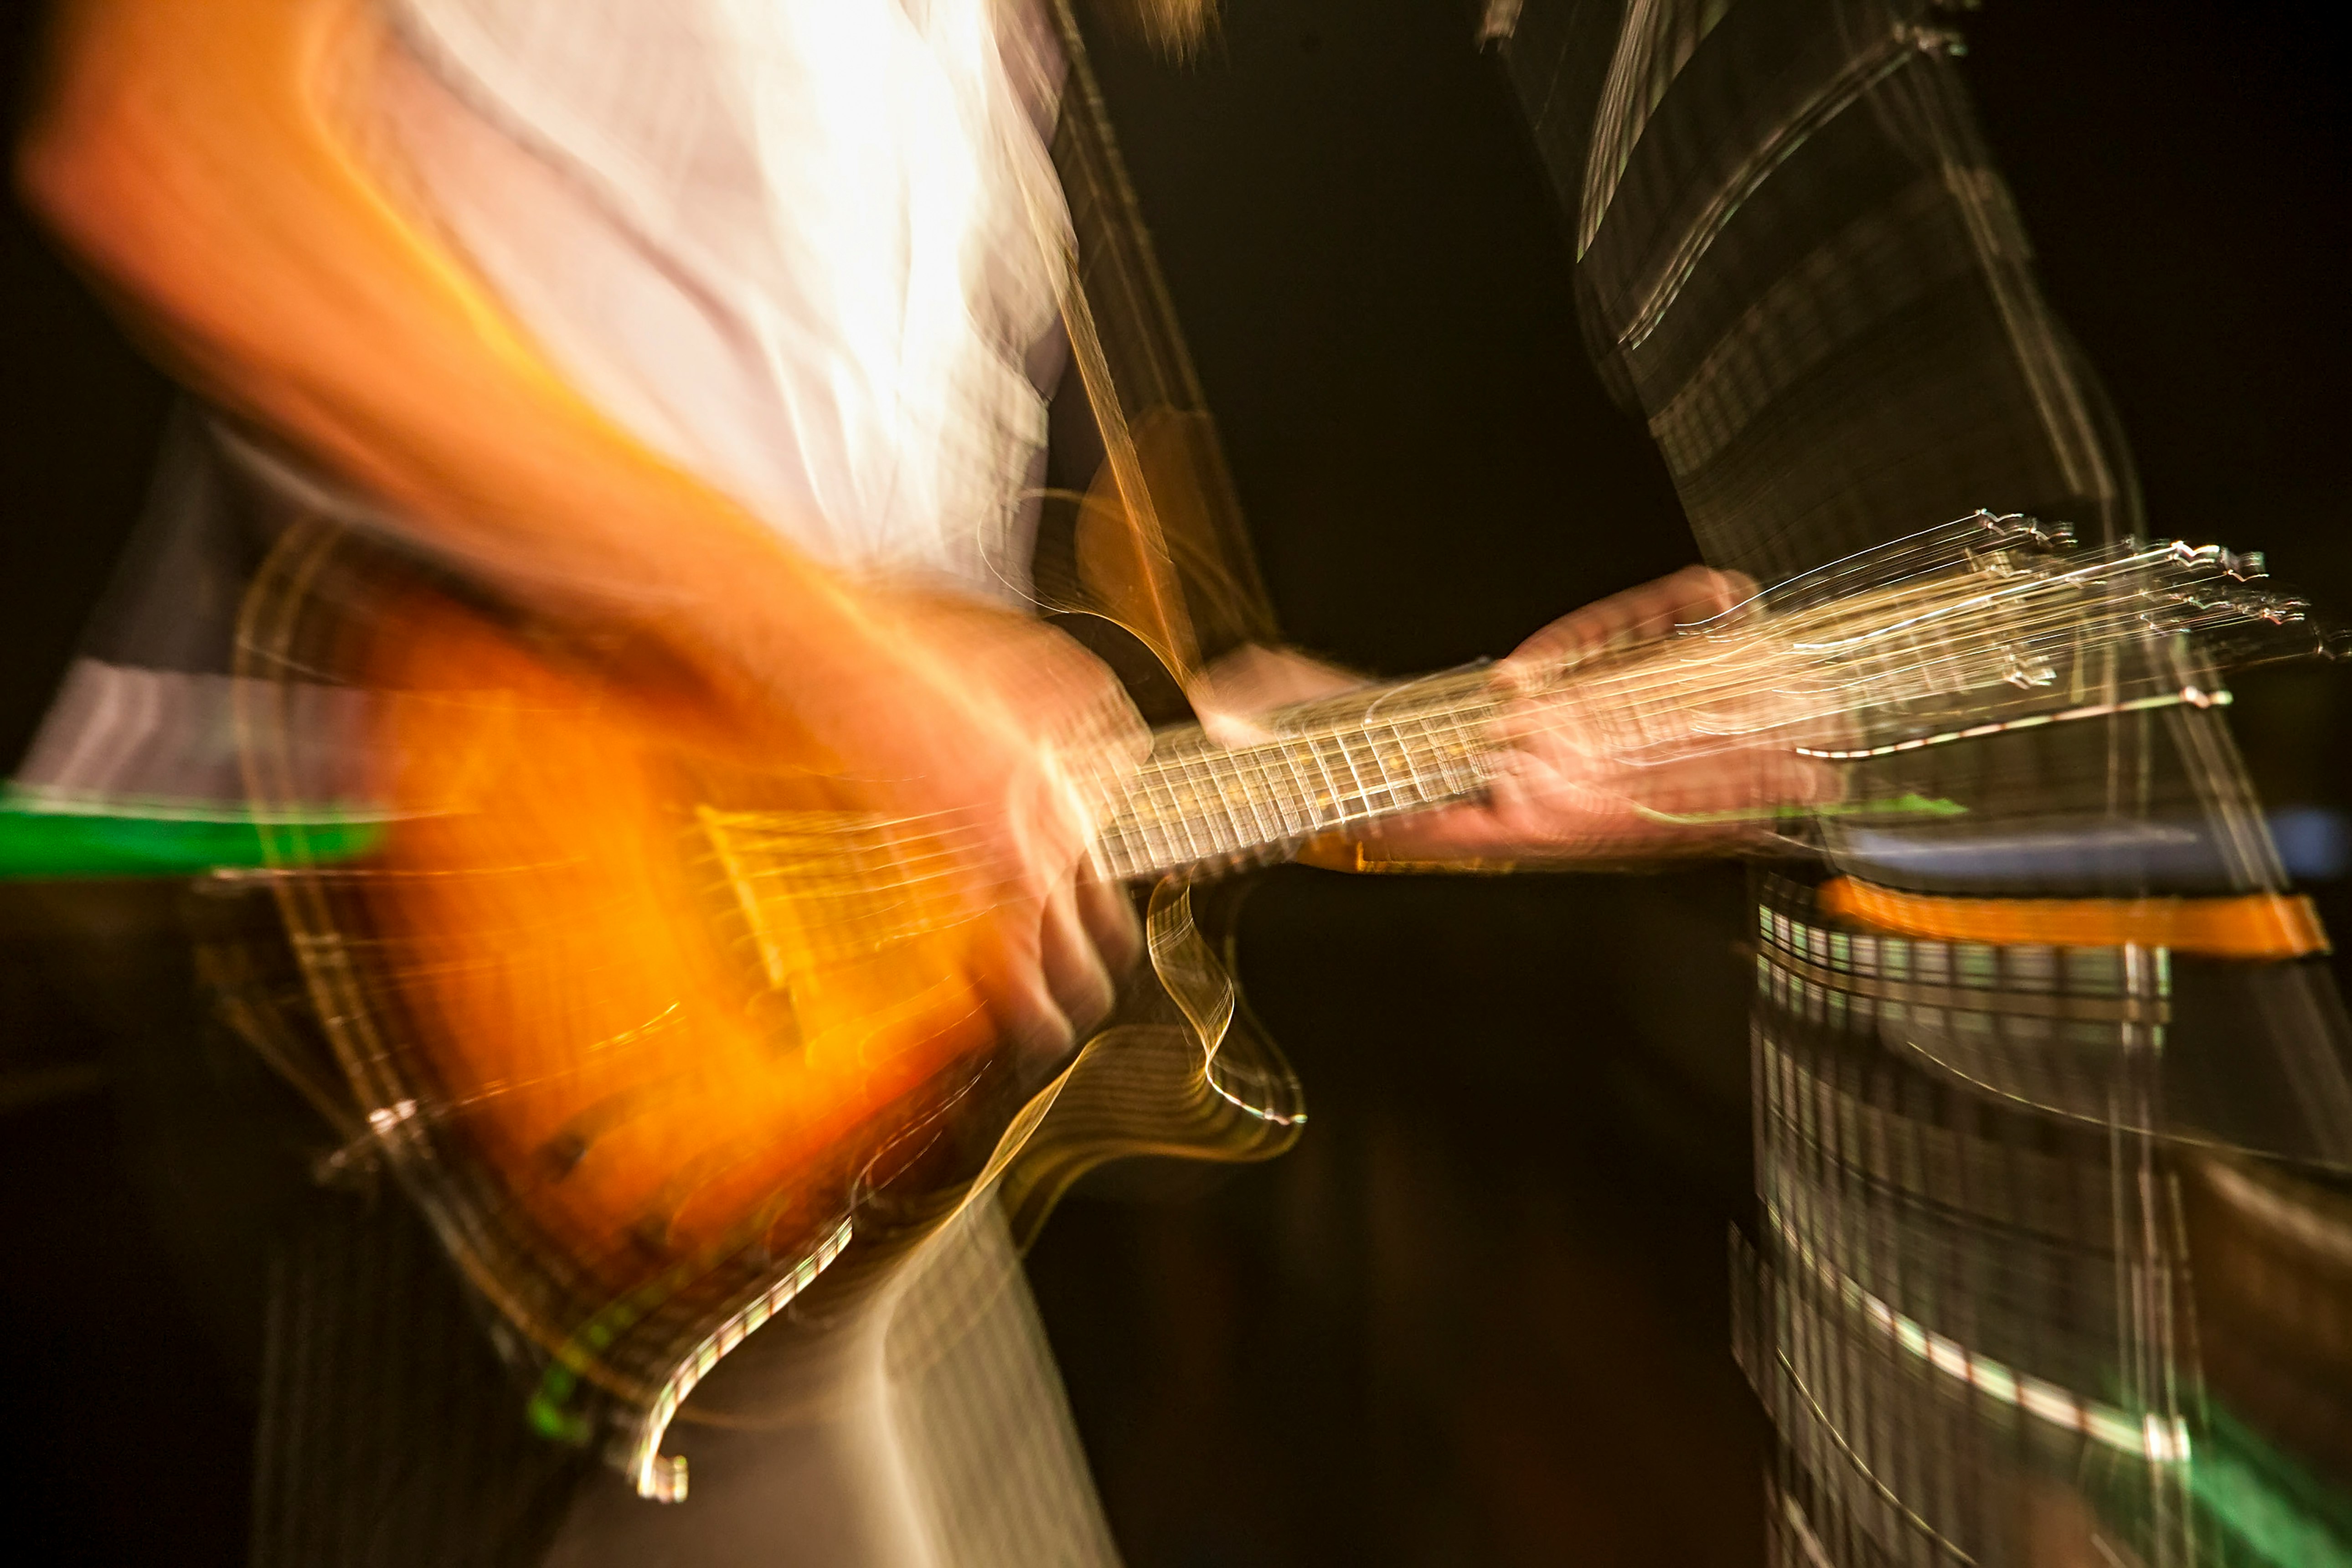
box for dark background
[2,1,2345,1563]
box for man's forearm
[18,0,888,708]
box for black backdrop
[2,1,2345,1563]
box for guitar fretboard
[1092,673,1505,881]
[1086,523,2318,884]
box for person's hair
[1093,0,1218,57]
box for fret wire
[1393,720,1443,803]
[1150,758,1191,866]
[1345,728,1392,818]
[1248,743,1298,845]
[1441,712,1490,794]
[1377,725,1419,810]
[1402,717,1444,800]
[1112,779,1150,879]
[1140,771,1182,872]
[1358,725,1402,812]
[1307,732,1344,822]
[1193,755,1229,860]
[1350,727,1400,814]
[1161,763,1207,866]
[1324,729,1376,825]
[1105,832,1139,882]
[1300,738,1345,832]
[1279,743,1318,838]
[1389,720,1438,806]
[1178,748,1226,861]
[1158,756,1190,843]
[1091,786,1129,874]
[1118,787,1156,875]
[1437,713,1480,794]
[1207,749,1253,856]
[1291,741,1322,833]
[1231,747,1282,855]
[1402,728,1439,804]
[1384,727,1424,806]
[1269,741,1308,839]
[1113,773,1148,867]
[1271,742,1306,834]
[1429,710,1484,792]
[1375,725,1422,810]
[1195,748,1251,860]
[1194,756,1229,859]
[1146,798,1179,873]
[1224,746,1270,849]
[1101,825,1139,882]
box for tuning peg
[2021,516,2074,551]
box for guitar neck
[1086,605,2053,885]
[1089,529,2324,885]
[1092,671,1506,882]
[1086,577,2016,883]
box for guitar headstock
[1738,510,2077,620]
[2032,533,2343,671]
[1541,512,2344,770]
[1707,511,2337,666]
[2121,540,2349,663]
[1444,512,2336,784]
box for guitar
[230,508,2326,1497]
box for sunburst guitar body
[233,510,2323,1497]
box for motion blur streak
[1496,0,2352,1562]
[9,0,2349,1563]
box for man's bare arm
[19,0,1143,1045]
[18,0,897,727]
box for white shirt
[382,0,1070,603]
[366,21,1121,1566]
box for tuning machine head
[1968,510,2074,554]
[2157,538,2269,581]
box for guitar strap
[1038,0,1280,684]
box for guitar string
[293,535,2311,914]
[1102,552,2295,874]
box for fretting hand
[1197,567,1842,866]
[1386,566,1842,861]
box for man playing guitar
[18,0,1823,1560]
